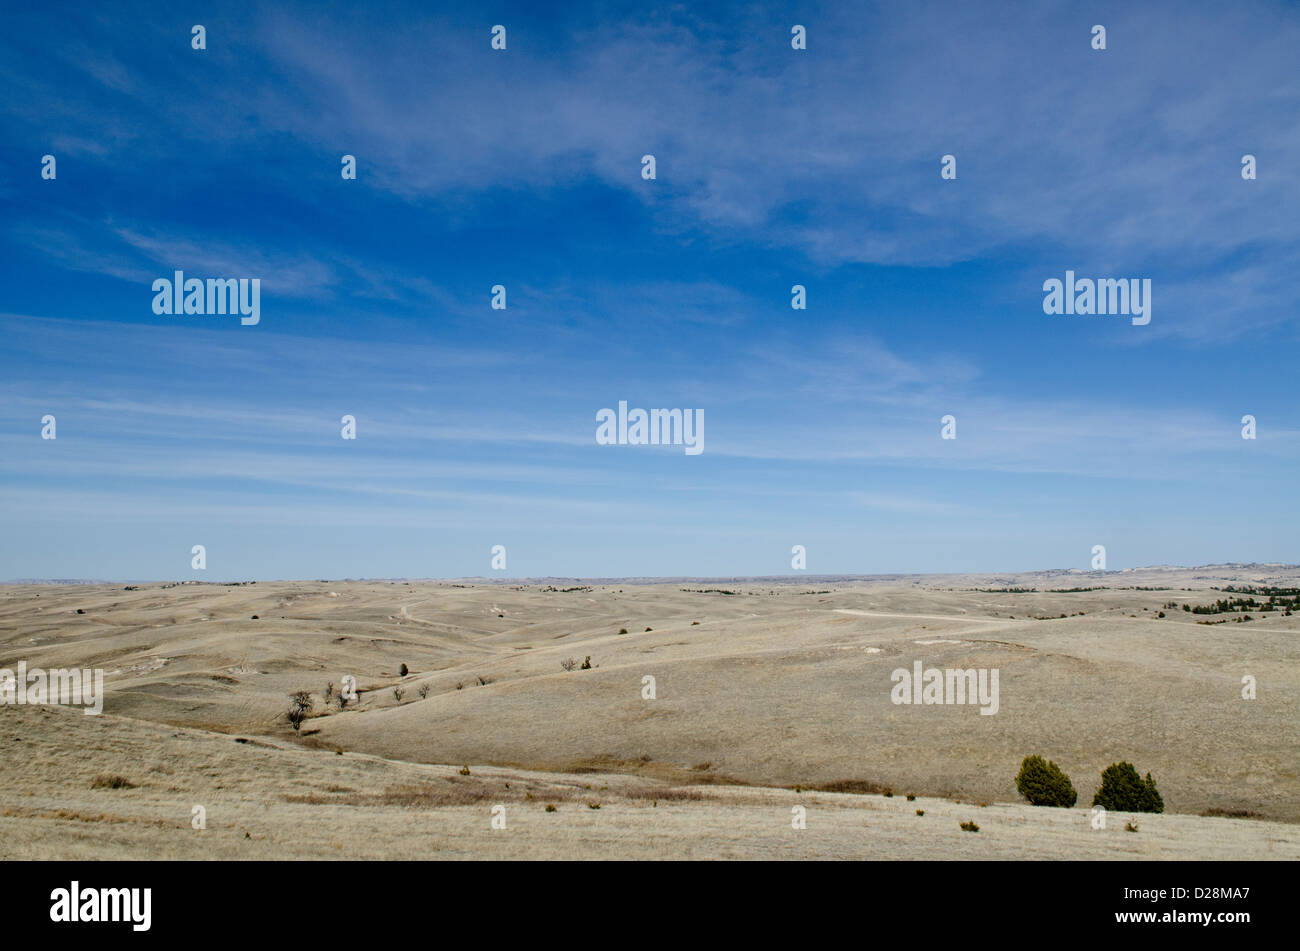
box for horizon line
[5,562,1297,586]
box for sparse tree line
[1015,755,1164,813]
[1223,585,1300,598]
[287,646,614,729]
[1189,596,1293,616]
[286,662,495,732]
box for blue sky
[1,0,1298,581]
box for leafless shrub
[393,686,404,702]
[624,787,704,802]
[287,691,313,732]
[287,779,583,810]
[809,779,892,796]
[1200,807,1262,819]
[560,657,577,672]
[91,774,136,790]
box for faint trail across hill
[831,609,1015,625]
[395,601,506,655]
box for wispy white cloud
[5,3,1298,338]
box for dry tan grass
[1,568,1297,859]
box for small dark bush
[91,774,135,789]
[1015,754,1078,807]
[960,820,979,832]
[399,663,409,677]
[1092,762,1164,813]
